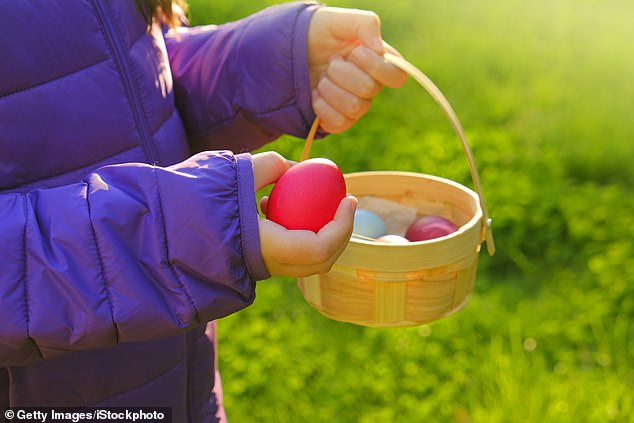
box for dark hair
[135,0,188,29]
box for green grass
[186,1,634,421]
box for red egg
[266,158,346,232]
[405,215,459,242]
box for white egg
[376,234,410,244]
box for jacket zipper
[93,0,160,164]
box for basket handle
[301,52,495,256]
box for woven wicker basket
[297,53,495,328]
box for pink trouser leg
[208,321,228,422]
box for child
[0,1,406,420]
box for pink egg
[405,215,459,242]
[266,158,346,233]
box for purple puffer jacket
[0,0,319,420]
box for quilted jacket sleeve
[165,1,321,153]
[0,151,268,367]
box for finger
[347,45,408,89]
[252,151,293,191]
[312,93,354,133]
[317,76,373,120]
[314,194,358,257]
[260,196,269,215]
[322,7,384,54]
[326,57,381,99]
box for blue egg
[353,209,388,239]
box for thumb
[252,152,294,191]
[326,7,385,54]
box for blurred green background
[187,1,634,421]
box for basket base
[298,270,475,328]
[304,298,471,328]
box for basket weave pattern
[298,171,484,327]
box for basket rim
[344,170,483,247]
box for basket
[297,53,495,328]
